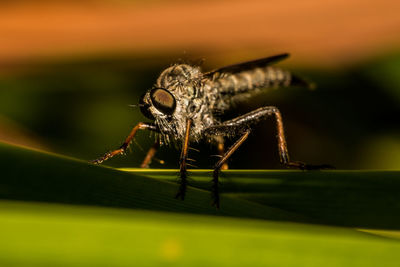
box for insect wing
[205,53,290,76]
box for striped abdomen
[206,66,313,110]
[211,66,302,96]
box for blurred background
[0,0,399,169]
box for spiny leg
[213,130,250,208]
[91,122,159,164]
[204,106,333,170]
[175,118,192,200]
[268,108,333,169]
[140,137,161,168]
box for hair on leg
[175,118,192,200]
[204,106,334,170]
[212,130,250,208]
[91,122,159,164]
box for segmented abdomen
[211,66,292,96]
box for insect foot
[90,149,124,165]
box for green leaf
[1,142,400,266]
[0,142,302,221]
[127,169,400,229]
[1,200,400,267]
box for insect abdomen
[212,66,310,96]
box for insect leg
[215,136,228,170]
[204,106,333,170]
[91,122,159,164]
[140,137,161,168]
[175,118,192,200]
[213,130,251,208]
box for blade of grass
[0,142,304,221]
[1,200,400,267]
[128,168,400,229]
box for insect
[92,53,331,208]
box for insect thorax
[154,64,217,143]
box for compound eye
[139,93,155,120]
[150,88,176,115]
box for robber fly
[92,53,331,208]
